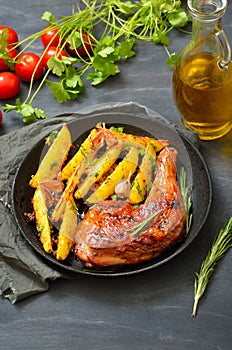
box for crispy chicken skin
[74,147,186,268]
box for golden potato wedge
[56,199,77,261]
[87,147,139,204]
[129,145,156,204]
[33,185,53,254]
[29,123,72,188]
[74,140,123,200]
[51,159,86,223]
[110,128,169,156]
[60,127,99,181]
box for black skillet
[12,113,212,276]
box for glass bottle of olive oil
[172,0,232,140]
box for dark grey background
[0,1,232,349]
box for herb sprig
[192,217,232,317]
[179,167,192,233]
[130,210,161,236]
[2,0,189,123]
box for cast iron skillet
[12,113,212,276]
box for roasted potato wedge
[33,185,53,254]
[75,140,123,199]
[87,147,139,203]
[56,199,77,261]
[110,127,169,156]
[60,127,99,181]
[51,160,86,223]
[129,145,156,204]
[29,123,72,188]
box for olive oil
[173,52,232,140]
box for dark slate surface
[0,1,232,349]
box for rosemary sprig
[179,167,192,233]
[192,217,232,317]
[130,210,161,236]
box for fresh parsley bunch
[3,0,189,123]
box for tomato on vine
[0,72,20,99]
[0,46,18,71]
[40,27,60,47]
[0,26,18,44]
[15,52,44,82]
[41,46,68,69]
[65,31,93,57]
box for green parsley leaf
[113,0,136,15]
[37,225,45,232]
[45,81,69,103]
[46,130,59,145]
[115,39,136,59]
[3,98,47,124]
[41,11,57,25]
[97,46,115,58]
[46,66,85,103]
[47,56,66,76]
[110,126,125,133]
[152,30,170,45]
[166,52,178,68]
[167,8,189,28]
[87,54,120,85]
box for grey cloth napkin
[0,102,199,303]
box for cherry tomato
[0,26,18,44]
[0,110,2,124]
[0,46,18,71]
[40,27,60,47]
[15,52,44,82]
[0,72,20,99]
[65,31,93,57]
[41,46,68,69]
